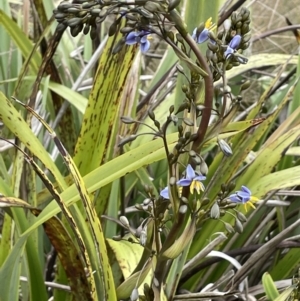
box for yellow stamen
[250,196,259,202]
[205,17,212,29]
[190,180,204,194]
[205,17,217,31]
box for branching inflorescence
[54,0,256,298]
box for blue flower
[224,34,242,58]
[159,165,206,199]
[177,164,206,194]
[192,17,216,44]
[228,185,259,211]
[125,30,151,53]
[160,186,170,199]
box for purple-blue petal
[228,194,241,203]
[160,187,169,199]
[236,191,250,202]
[177,179,192,187]
[140,35,148,43]
[197,28,209,44]
[224,47,234,57]
[229,34,241,50]
[140,39,150,52]
[140,30,151,36]
[186,164,195,180]
[241,185,251,195]
[125,32,139,45]
[192,28,197,40]
[194,175,206,181]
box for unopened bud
[224,222,235,233]
[120,216,130,228]
[218,139,233,156]
[130,288,139,301]
[210,202,220,219]
[234,218,244,233]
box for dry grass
[251,0,300,54]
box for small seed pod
[120,26,134,34]
[206,49,214,61]
[82,1,97,9]
[121,116,135,124]
[67,7,80,14]
[208,41,218,52]
[234,218,243,233]
[231,12,238,24]
[228,181,236,191]
[177,124,183,135]
[242,33,251,43]
[226,63,233,70]
[221,183,227,193]
[108,22,118,36]
[241,8,250,21]
[57,1,73,11]
[138,7,154,19]
[202,198,210,206]
[189,133,198,141]
[68,17,83,27]
[178,137,186,145]
[167,30,175,42]
[70,24,83,37]
[148,110,155,121]
[54,12,67,20]
[90,26,97,40]
[185,131,191,140]
[126,13,138,21]
[118,135,137,147]
[240,80,251,91]
[56,23,68,32]
[237,211,247,222]
[175,102,188,114]
[144,1,162,12]
[236,21,243,29]
[168,0,181,11]
[83,24,90,35]
[224,222,235,233]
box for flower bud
[234,218,244,233]
[120,216,130,228]
[218,139,233,156]
[210,202,220,219]
[130,288,139,301]
[223,19,231,31]
[224,222,235,233]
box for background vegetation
[0,0,300,300]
